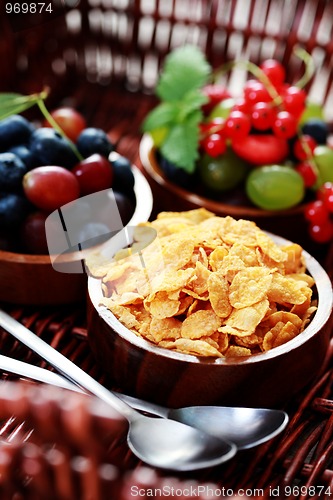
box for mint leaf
[142,102,179,132]
[157,45,211,102]
[160,111,201,173]
[178,90,208,121]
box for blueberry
[301,119,329,145]
[0,192,31,229]
[109,153,135,195]
[30,128,78,169]
[8,144,38,170]
[77,128,114,158]
[0,115,34,151]
[158,153,194,189]
[0,152,27,192]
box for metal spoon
[0,309,236,471]
[0,342,288,450]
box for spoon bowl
[168,406,288,450]
[128,416,236,471]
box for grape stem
[36,92,83,162]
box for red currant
[293,135,317,161]
[272,111,297,139]
[317,182,333,202]
[199,118,225,141]
[295,162,317,188]
[283,86,306,117]
[232,98,252,114]
[201,84,231,115]
[201,134,227,157]
[309,221,333,243]
[317,182,333,212]
[260,59,286,87]
[244,81,272,105]
[251,102,275,131]
[304,200,329,224]
[225,111,251,140]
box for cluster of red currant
[200,59,307,152]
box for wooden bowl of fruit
[0,105,152,305]
[140,46,333,253]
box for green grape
[313,145,333,188]
[299,102,324,125]
[208,98,235,120]
[246,165,305,210]
[198,148,248,192]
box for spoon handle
[0,352,169,417]
[0,354,84,393]
[0,309,138,422]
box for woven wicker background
[1,1,333,498]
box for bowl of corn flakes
[86,209,333,408]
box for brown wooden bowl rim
[88,232,333,366]
[139,134,307,218]
[0,165,153,266]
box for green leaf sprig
[142,45,211,173]
[0,89,83,161]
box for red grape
[23,166,80,212]
[43,107,87,142]
[72,154,114,196]
[20,212,49,254]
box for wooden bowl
[0,166,153,306]
[139,135,319,256]
[87,232,333,409]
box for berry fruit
[0,115,34,151]
[0,152,27,192]
[43,107,87,142]
[72,154,114,196]
[260,59,286,87]
[23,166,80,212]
[30,128,78,169]
[109,153,135,195]
[0,193,31,229]
[77,128,114,158]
